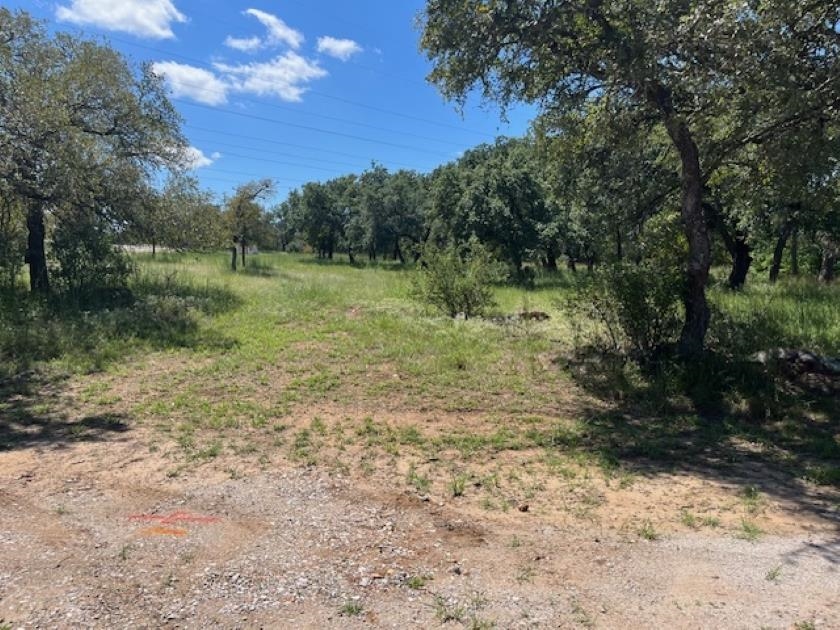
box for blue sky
[15,0,535,203]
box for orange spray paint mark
[140,525,188,537]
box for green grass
[2,252,838,503]
[737,519,763,541]
[636,519,659,541]
[339,600,363,617]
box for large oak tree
[0,9,184,293]
[420,0,840,354]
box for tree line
[2,4,839,359]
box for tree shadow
[297,256,414,272]
[562,350,840,524]
[0,371,131,452]
[0,275,240,380]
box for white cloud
[56,0,186,40]
[179,146,218,169]
[151,61,229,106]
[224,35,263,53]
[244,8,303,50]
[317,36,363,61]
[214,52,327,102]
[211,151,222,160]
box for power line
[174,99,455,158]
[81,31,496,140]
[160,74,468,149]
[193,139,366,170]
[184,125,423,169]
[203,167,312,183]
[213,151,349,175]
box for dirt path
[1,434,838,629]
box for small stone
[518,504,529,513]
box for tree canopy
[0,8,185,294]
[420,0,840,354]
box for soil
[1,423,838,629]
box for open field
[1,253,839,628]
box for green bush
[570,262,684,361]
[50,209,133,301]
[413,239,501,319]
[0,199,26,290]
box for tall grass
[711,278,840,355]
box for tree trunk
[664,118,711,356]
[230,246,237,271]
[567,257,577,273]
[241,242,246,267]
[26,203,49,293]
[728,236,752,290]
[544,248,558,271]
[790,227,800,276]
[393,237,405,264]
[615,225,623,262]
[151,239,157,259]
[818,241,837,283]
[348,246,355,264]
[769,221,794,283]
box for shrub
[413,239,501,319]
[569,261,684,361]
[50,209,133,301]
[0,199,26,290]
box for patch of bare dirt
[1,420,838,629]
[2,360,838,628]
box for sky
[14,0,536,203]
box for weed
[194,441,221,460]
[680,510,698,529]
[794,622,816,630]
[407,465,431,493]
[509,535,522,548]
[738,519,763,541]
[434,595,465,623]
[765,565,782,581]
[311,416,327,435]
[637,519,659,541]
[291,428,316,464]
[700,516,721,528]
[571,597,595,629]
[739,485,764,515]
[516,564,536,584]
[449,473,469,498]
[405,574,432,590]
[340,600,363,617]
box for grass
[434,596,465,623]
[2,253,838,521]
[449,473,469,498]
[636,519,659,541]
[405,574,432,590]
[737,519,763,541]
[339,600,363,617]
[765,565,782,582]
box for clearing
[1,253,838,628]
